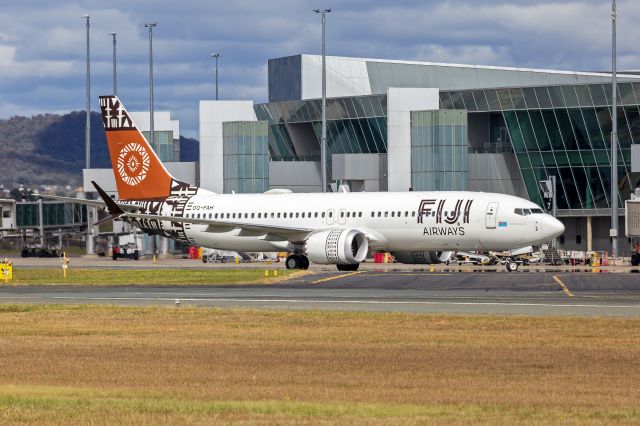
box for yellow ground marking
[553,275,574,297]
[312,271,364,284]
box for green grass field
[0,305,639,424]
[4,268,305,286]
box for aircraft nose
[546,215,565,238]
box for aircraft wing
[123,212,314,241]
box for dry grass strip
[0,305,639,424]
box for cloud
[0,0,639,136]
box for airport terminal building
[198,54,640,253]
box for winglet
[91,181,126,226]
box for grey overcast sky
[0,0,638,137]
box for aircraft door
[325,209,335,225]
[485,202,499,229]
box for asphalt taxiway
[2,269,640,317]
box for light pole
[108,32,117,95]
[211,53,220,100]
[145,22,157,262]
[83,14,95,255]
[313,8,331,192]
[84,14,91,170]
[611,0,619,258]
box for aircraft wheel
[337,263,359,272]
[299,255,310,270]
[506,261,518,272]
[286,255,300,270]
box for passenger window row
[184,210,424,220]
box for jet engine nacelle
[305,229,369,265]
[392,251,454,264]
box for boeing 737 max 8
[50,95,565,271]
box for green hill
[0,112,198,187]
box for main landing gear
[285,254,310,270]
[336,263,359,272]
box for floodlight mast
[211,53,220,100]
[611,0,619,258]
[145,22,157,261]
[313,8,331,192]
[83,14,95,255]
[108,32,117,95]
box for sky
[1,0,639,138]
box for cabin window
[358,212,362,218]
[576,235,582,244]
[391,212,395,217]
[209,213,212,219]
[225,213,229,219]
[371,212,374,217]
[214,213,218,219]
[340,212,344,218]
[329,212,333,218]
[346,212,350,218]
[257,213,261,218]
[322,212,326,218]
[397,211,401,217]
[384,212,388,217]
[377,212,381,217]
[277,213,281,218]
[251,213,254,218]
[244,213,248,218]
[314,212,318,218]
[295,212,299,218]
[411,211,416,217]
[404,211,408,217]
[270,213,274,218]
[302,213,306,218]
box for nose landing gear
[506,261,519,272]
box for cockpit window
[514,207,541,216]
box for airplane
[49,95,565,272]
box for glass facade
[256,82,640,213]
[223,121,269,194]
[255,95,388,161]
[440,83,640,212]
[142,130,177,162]
[411,110,468,191]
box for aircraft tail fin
[98,95,176,201]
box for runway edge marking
[312,271,364,284]
[553,275,574,297]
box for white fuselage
[155,190,563,253]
